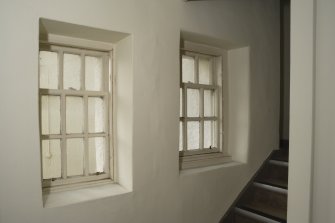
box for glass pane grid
[180,52,218,153]
[39,47,110,185]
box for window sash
[180,52,221,155]
[39,44,112,188]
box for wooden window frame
[179,44,230,169]
[39,43,113,189]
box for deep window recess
[39,44,112,188]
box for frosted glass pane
[39,51,59,89]
[88,97,104,133]
[180,88,183,117]
[182,55,195,83]
[179,121,183,151]
[187,89,199,117]
[41,96,60,134]
[42,139,61,179]
[204,90,214,117]
[66,97,84,133]
[204,121,214,149]
[85,56,103,91]
[67,138,84,176]
[187,122,199,150]
[64,53,81,90]
[88,137,105,174]
[199,58,212,84]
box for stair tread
[235,207,284,223]
[239,201,287,221]
[256,178,288,189]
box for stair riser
[256,163,288,186]
[271,149,289,162]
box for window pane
[41,96,61,134]
[187,121,199,150]
[88,137,106,174]
[66,97,84,133]
[88,97,105,133]
[187,89,199,117]
[179,121,183,151]
[85,56,103,91]
[182,55,195,83]
[67,138,84,176]
[204,121,214,149]
[199,57,212,85]
[64,53,81,90]
[42,139,61,179]
[204,90,215,117]
[39,51,59,89]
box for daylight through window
[180,51,221,157]
[39,44,111,188]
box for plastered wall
[312,0,335,222]
[0,0,280,223]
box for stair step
[255,179,288,189]
[268,160,288,167]
[236,206,286,223]
[220,147,289,223]
[238,184,287,221]
[253,182,287,194]
[271,149,288,162]
[235,207,283,223]
[256,162,288,189]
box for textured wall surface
[0,0,280,223]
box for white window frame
[39,43,113,189]
[179,42,231,169]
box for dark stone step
[235,206,286,223]
[238,184,287,221]
[220,147,289,223]
[271,149,289,162]
[256,161,288,189]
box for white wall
[289,0,335,222]
[0,0,280,223]
[287,0,315,222]
[312,0,335,222]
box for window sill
[180,160,243,176]
[42,181,131,208]
[179,152,238,171]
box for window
[39,43,112,188]
[179,45,229,169]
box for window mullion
[59,50,68,180]
[61,92,67,179]
[212,58,220,150]
[81,52,90,177]
[200,88,204,150]
[84,95,89,176]
[183,86,188,152]
[103,53,111,176]
[81,53,85,91]
[59,50,64,90]
[195,55,199,84]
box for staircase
[221,144,289,223]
